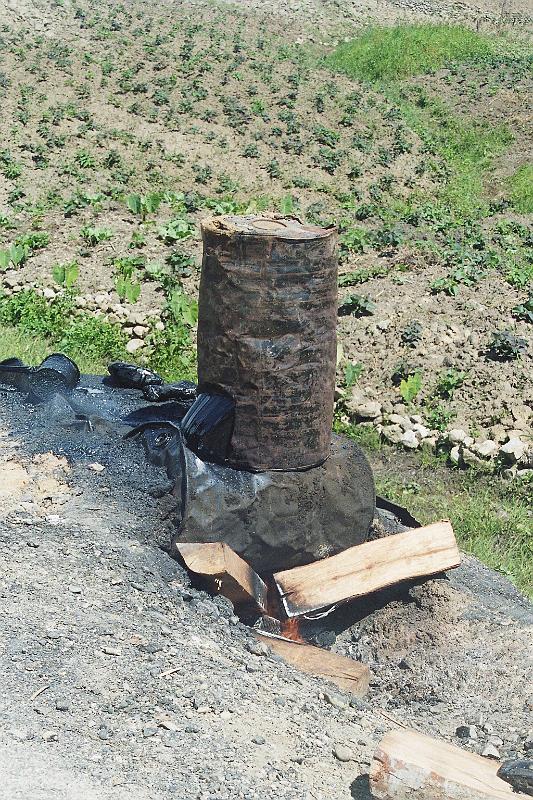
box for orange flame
[281,617,305,643]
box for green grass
[328,24,496,82]
[397,92,513,217]
[375,460,532,597]
[327,24,524,218]
[0,325,116,374]
[0,288,197,382]
[508,164,533,213]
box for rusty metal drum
[197,214,338,471]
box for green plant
[81,226,113,246]
[166,250,195,277]
[278,195,297,215]
[340,227,369,257]
[126,191,162,221]
[487,330,527,361]
[328,24,496,82]
[52,260,79,288]
[147,322,196,382]
[505,262,533,289]
[424,402,455,432]
[59,316,127,361]
[400,371,422,404]
[0,289,74,338]
[400,320,423,347]
[512,294,533,323]
[168,288,198,327]
[113,255,142,303]
[435,368,466,399]
[157,217,195,244]
[507,164,533,213]
[338,293,376,316]
[344,362,363,387]
[0,243,26,269]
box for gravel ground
[0,379,531,799]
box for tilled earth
[0,381,531,799]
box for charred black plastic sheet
[181,391,235,464]
[108,361,163,390]
[169,433,375,574]
[143,381,197,403]
[0,354,79,401]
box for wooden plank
[176,542,268,613]
[254,631,369,697]
[274,520,460,617]
[369,728,528,799]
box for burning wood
[274,520,460,617]
[175,542,268,614]
[370,728,528,799]
[254,631,370,697]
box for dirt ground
[0,379,531,799]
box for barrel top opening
[201,214,335,242]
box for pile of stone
[345,390,532,477]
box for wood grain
[254,631,370,696]
[176,542,268,613]
[370,728,528,799]
[274,521,460,617]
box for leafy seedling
[487,331,528,361]
[338,293,376,316]
[511,295,533,324]
[401,320,423,347]
[344,362,363,387]
[168,288,198,327]
[400,372,422,405]
[126,192,162,221]
[435,368,466,399]
[52,260,79,289]
[115,275,141,303]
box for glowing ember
[281,617,305,643]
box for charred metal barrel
[198,215,338,471]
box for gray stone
[501,438,526,463]
[476,440,499,458]
[126,338,144,354]
[482,744,500,759]
[456,725,477,740]
[401,429,419,449]
[8,728,33,742]
[448,429,467,444]
[462,448,482,467]
[349,400,381,419]
[382,424,403,444]
[246,639,269,657]
[450,445,461,465]
[324,691,348,710]
[333,743,354,762]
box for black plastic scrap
[0,354,79,401]
[497,760,533,796]
[181,391,235,464]
[107,361,164,391]
[143,381,197,403]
